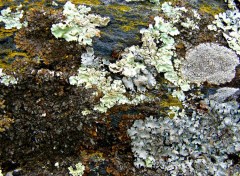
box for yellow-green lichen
[160,95,183,108]
[97,4,148,32]
[57,0,101,5]
[199,3,224,16]
[107,4,132,12]
[0,27,16,38]
[118,16,149,32]
[0,50,29,69]
[0,0,15,7]
[0,115,14,133]
[121,20,148,32]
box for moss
[96,3,149,32]
[6,51,28,58]
[0,27,16,39]
[0,115,14,133]
[0,0,14,7]
[0,50,29,69]
[107,4,132,12]
[121,20,148,32]
[116,15,149,32]
[57,0,101,5]
[160,95,183,108]
[199,3,224,16]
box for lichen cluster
[0,68,17,86]
[0,4,27,29]
[51,1,110,46]
[69,67,150,113]
[224,0,240,9]
[68,162,85,176]
[109,2,201,99]
[70,2,203,113]
[14,7,82,67]
[208,5,240,55]
[128,87,240,175]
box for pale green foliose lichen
[109,4,192,94]
[68,162,85,176]
[112,2,193,94]
[81,47,101,67]
[168,106,180,118]
[0,68,18,86]
[109,45,156,92]
[51,1,110,46]
[69,2,203,111]
[69,67,149,113]
[224,0,239,9]
[0,4,27,29]
[208,8,240,55]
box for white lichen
[0,4,27,29]
[81,47,101,67]
[180,43,239,85]
[114,3,193,94]
[68,162,85,176]
[208,9,240,55]
[224,0,239,9]
[69,67,150,113]
[0,68,18,86]
[128,101,240,175]
[51,1,110,46]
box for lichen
[180,43,239,85]
[199,3,224,16]
[0,68,17,86]
[14,7,82,66]
[208,7,240,54]
[0,4,27,29]
[0,115,14,133]
[57,0,102,6]
[0,27,16,39]
[224,0,239,9]
[107,4,132,12]
[110,2,197,96]
[68,162,85,176]
[69,67,150,113]
[160,95,183,108]
[51,1,110,46]
[128,99,240,175]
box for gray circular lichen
[180,43,239,85]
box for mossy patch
[0,27,16,39]
[107,4,131,12]
[120,19,148,32]
[57,0,101,6]
[0,50,29,69]
[199,3,224,16]
[160,94,183,108]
